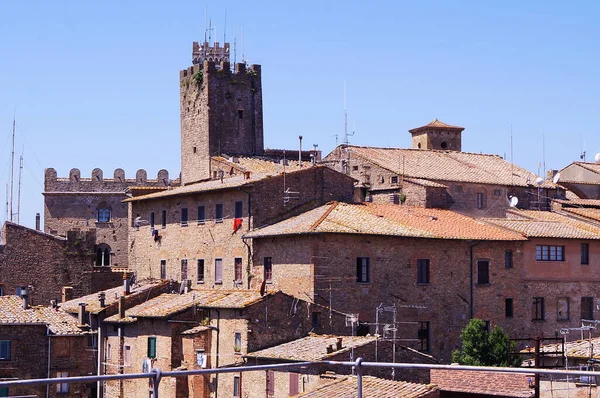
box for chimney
[98,292,106,308]
[336,337,343,351]
[35,213,40,231]
[299,135,303,167]
[61,286,73,303]
[326,344,334,354]
[21,288,29,309]
[118,295,126,319]
[78,302,87,326]
[50,300,57,309]
[123,274,130,296]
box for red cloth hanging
[233,218,243,232]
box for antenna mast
[17,154,22,225]
[344,81,348,144]
[233,23,237,64]
[241,25,245,63]
[9,116,15,222]
[223,10,227,44]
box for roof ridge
[309,202,339,231]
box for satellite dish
[595,153,600,164]
[509,196,519,208]
[535,177,544,186]
[553,173,561,184]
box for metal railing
[2,359,600,398]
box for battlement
[180,61,261,81]
[44,168,180,193]
[192,41,231,65]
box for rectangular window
[267,370,275,396]
[557,297,570,321]
[418,321,430,352]
[150,212,155,229]
[235,201,243,218]
[0,341,10,360]
[505,250,513,269]
[581,297,594,320]
[233,375,241,397]
[161,210,167,228]
[160,260,166,280]
[197,206,205,225]
[311,312,320,329]
[536,245,564,261]
[56,372,69,393]
[505,298,513,317]
[124,345,131,366]
[98,208,111,223]
[582,243,590,265]
[107,343,112,361]
[417,259,430,284]
[215,259,223,284]
[237,109,244,119]
[477,260,489,284]
[264,257,273,283]
[181,259,188,280]
[234,258,243,283]
[197,259,205,283]
[356,257,370,283]
[391,176,399,185]
[477,192,485,209]
[289,373,299,396]
[234,332,242,353]
[181,208,188,226]
[148,337,157,359]
[215,204,223,223]
[533,297,545,321]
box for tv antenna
[595,152,600,164]
[552,173,561,185]
[509,196,519,208]
[343,81,355,145]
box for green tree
[452,319,516,366]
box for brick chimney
[336,337,343,350]
[62,286,73,303]
[98,292,106,308]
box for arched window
[96,244,111,266]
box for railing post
[151,368,162,398]
[355,357,364,398]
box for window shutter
[148,337,156,359]
[267,370,275,396]
[289,373,299,396]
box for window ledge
[197,281,205,284]
[476,283,491,287]
[265,280,273,285]
[357,281,371,285]
[416,282,430,286]
[214,281,223,285]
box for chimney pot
[98,292,106,307]
[123,275,131,296]
[35,213,41,231]
[21,289,29,309]
[78,302,87,326]
[336,337,343,350]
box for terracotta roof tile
[561,207,600,222]
[298,375,439,398]
[430,369,534,397]
[0,296,85,335]
[522,336,600,359]
[336,145,552,188]
[245,334,377,362]
[409,119,465,133]
[483,209,600,239]
[244,202,526,241]
[212,155,311,175]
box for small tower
[409,119,465,151]
[180,42,264,185]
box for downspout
[215,309,220,398]
[469,241,480,319]
[46,326,51,398]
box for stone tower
[180,41,264,185]
[409,119,465,151]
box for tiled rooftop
[245,334,377,362]
[341,145,553,188]
[212,155,310,175]
[244,202,526,241]
[430,369,533,397]
[564,162,600,177]
[522,336,600,359]
[561,207,600,222]
[483,209,600,239]
[61,280,170,314]
[408,118,465,133]
[0,296,85,335]
[104,289,277,322]
[298,375,439,398]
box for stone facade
[180,59,264,184]
[0,222,122,305]
[128,167,355,285]
[44,168,177,269]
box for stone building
[323,120,563,217]
[101,289,347,398]
[0,221,122,305]
[44,168,177,269]
[556,161,600,199]
[0,295,95,398]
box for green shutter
[148,337,156,359]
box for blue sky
[1,1,599,228]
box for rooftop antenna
[581,138,587,161]
[233,23,237,64]
[542,132,546,178]
[510,124,514,188]
[208,18,213,44]
[204,7,208,43]
[9,115,15,222]
[17,152,23,225]
[595,152,600,164]
[223,10,227,44]
[241,24,245,63]
[343,81,354,145]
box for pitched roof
[522,337,600,359]
[561,207,600,222]
[244,202,526,241]
[430,369,534,398]
[60,280,170,314]
[483,209,600,239]
[104,290,278,322]
[560,162,600,179]
[0,296,85,335]
[334,145,552,188]
[245,334,377,362]
[298,375,439,398]
[409,119,465,133]
[211,155,310,175]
